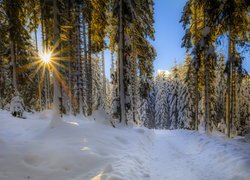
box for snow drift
[0,110,153,180]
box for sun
[39,51,52,64]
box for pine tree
[214,54,227,130]
[110,0,155,125]
[181,0,220,134]
[179,55,196,130]
[2,0,39,114]
[220,0,249,137]
[155,71,171,129]
[169,65,180,130]
[143,85,156,129]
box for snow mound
[245,134,250,143]
[0,110,153,180]
[10,95,25,118]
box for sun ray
[49,63,74,101]
[17,61,41,74]
[30,63,44,80]
[50,60,66,69]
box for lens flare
[39,51,52,64]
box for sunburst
[39,51,52,64]
[14,42,77,110]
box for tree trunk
[102,50,106,107]
[131,58,137,124]
[194,70,199,130]
[35,26,42,111]
[87,22,92,116]
[76,5,83,115]
[51,0,61,124]
[82,16,88,115]
[194,4,199,131]
[10,40,17,93]
[118,0,126,123]
[67,0,73,115]
[203,8,210,134]
[40,1,48,110]
[0,54,3,109]
[204,58,210,133]
[231,39,237,135]
[227,29,232,138]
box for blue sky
[151,0,187,73]
[105,0,249,78]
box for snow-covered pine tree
[155,71,171,129]
[214,54,227,131]
[110,53,120,120]
[219,0,249,137]
[179,83,195,129]
[2,0,40,115]
[178,55,196,130]
[180,0,204,131]
[236,75,249,135]
[143,84,156,129]
[169,65,180,130]
[240,76,250,135]
[92,55,102,111]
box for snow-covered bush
[218,120,226,134]
[245,134,250,143]
[10,94,24,118]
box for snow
[157,70,171,77]
[245,134,250,143]
[151,130,250,180]
[0,110,153,180]
[0,110,250,180]
[10,95,24,118]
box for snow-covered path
[151,130,250,180]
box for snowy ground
[0,110,250,180]
[151,130,250,180]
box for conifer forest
[0,0,249,180]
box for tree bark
[118,0,126,123]
[76,5,83,115]
[67,0,73,115]
[51,0,61,121]
[102,50,106,104]
[204,57,210,133]
[10,40,17,94]
[227,29,232,138]
[82,16,88,115]
[0,54,3,109]
[87,22,92,116]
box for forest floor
[0,110,250,180]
